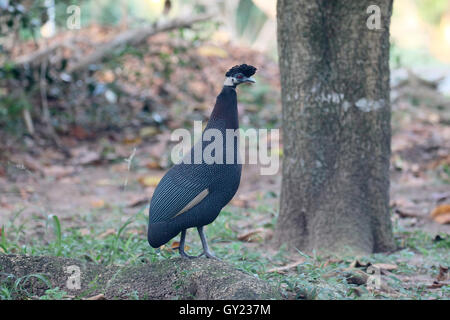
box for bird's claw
[204,250,220,260]
[180,250,219,260]
[180,250,206,259]
[179,250,197,259]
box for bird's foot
[179,250,198,259]
[203,250,220,260]
[180,249,208,259]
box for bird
[147,64,257,259]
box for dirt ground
[0,118,448,240]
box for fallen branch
[67,13,214,73]
[13,40,71,67]
[0,254,278,300]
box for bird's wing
[149,165,213,223]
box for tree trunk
[274,0,396,254]
[0,254,278,300]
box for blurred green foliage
[235,0,268,43]
[416,0,450,25]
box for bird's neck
[223,77,236,88]
[208,86,238,129]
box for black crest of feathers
[225,64,257,77]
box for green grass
[0,202,449,300]
[0,273,51,300]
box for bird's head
[224,64,257,87]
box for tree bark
[274,0,396,254]
[0,254,278,300]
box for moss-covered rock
[0,254,278,299]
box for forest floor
[0,47,450,298]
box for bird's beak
[243,76,256,84]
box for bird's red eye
[236,74,243,79]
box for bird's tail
[147,221,180,248]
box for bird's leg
[179,229,197,259]
[197,226,219,260]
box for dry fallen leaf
[98,228,116,239]
[197,45,228,58]
[79,228,90,236]
[372,263,398,271]
[69,125,90,140]
[95,179,117,186]
[349,260,371,269]
[122,136,142,145]
[145,161,162,170]
[69,147,102,166]
[171,241,180,249]
[126,228,145,236]
[86,294,106,300]
[77,151,101,165]
[98,70,115,83]
[323,258,343,268]
[42,165,75,179]
[126,196,149,208]
[0,197,12,209]
[140,126,159,138]
[110,163,129,172]
[161,241,190,252]
[428,281,445,289]
[171,241,190,251]
[237,228,265,242]
[394,208,421,218]
[345,269,369,285]
[437,265,449,282]
[90,199,106,209]
[138,176,162,187]
[430,204,450,224]
[230,198,249,208]
[267,259,305,273]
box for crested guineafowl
[147,64,257,259]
